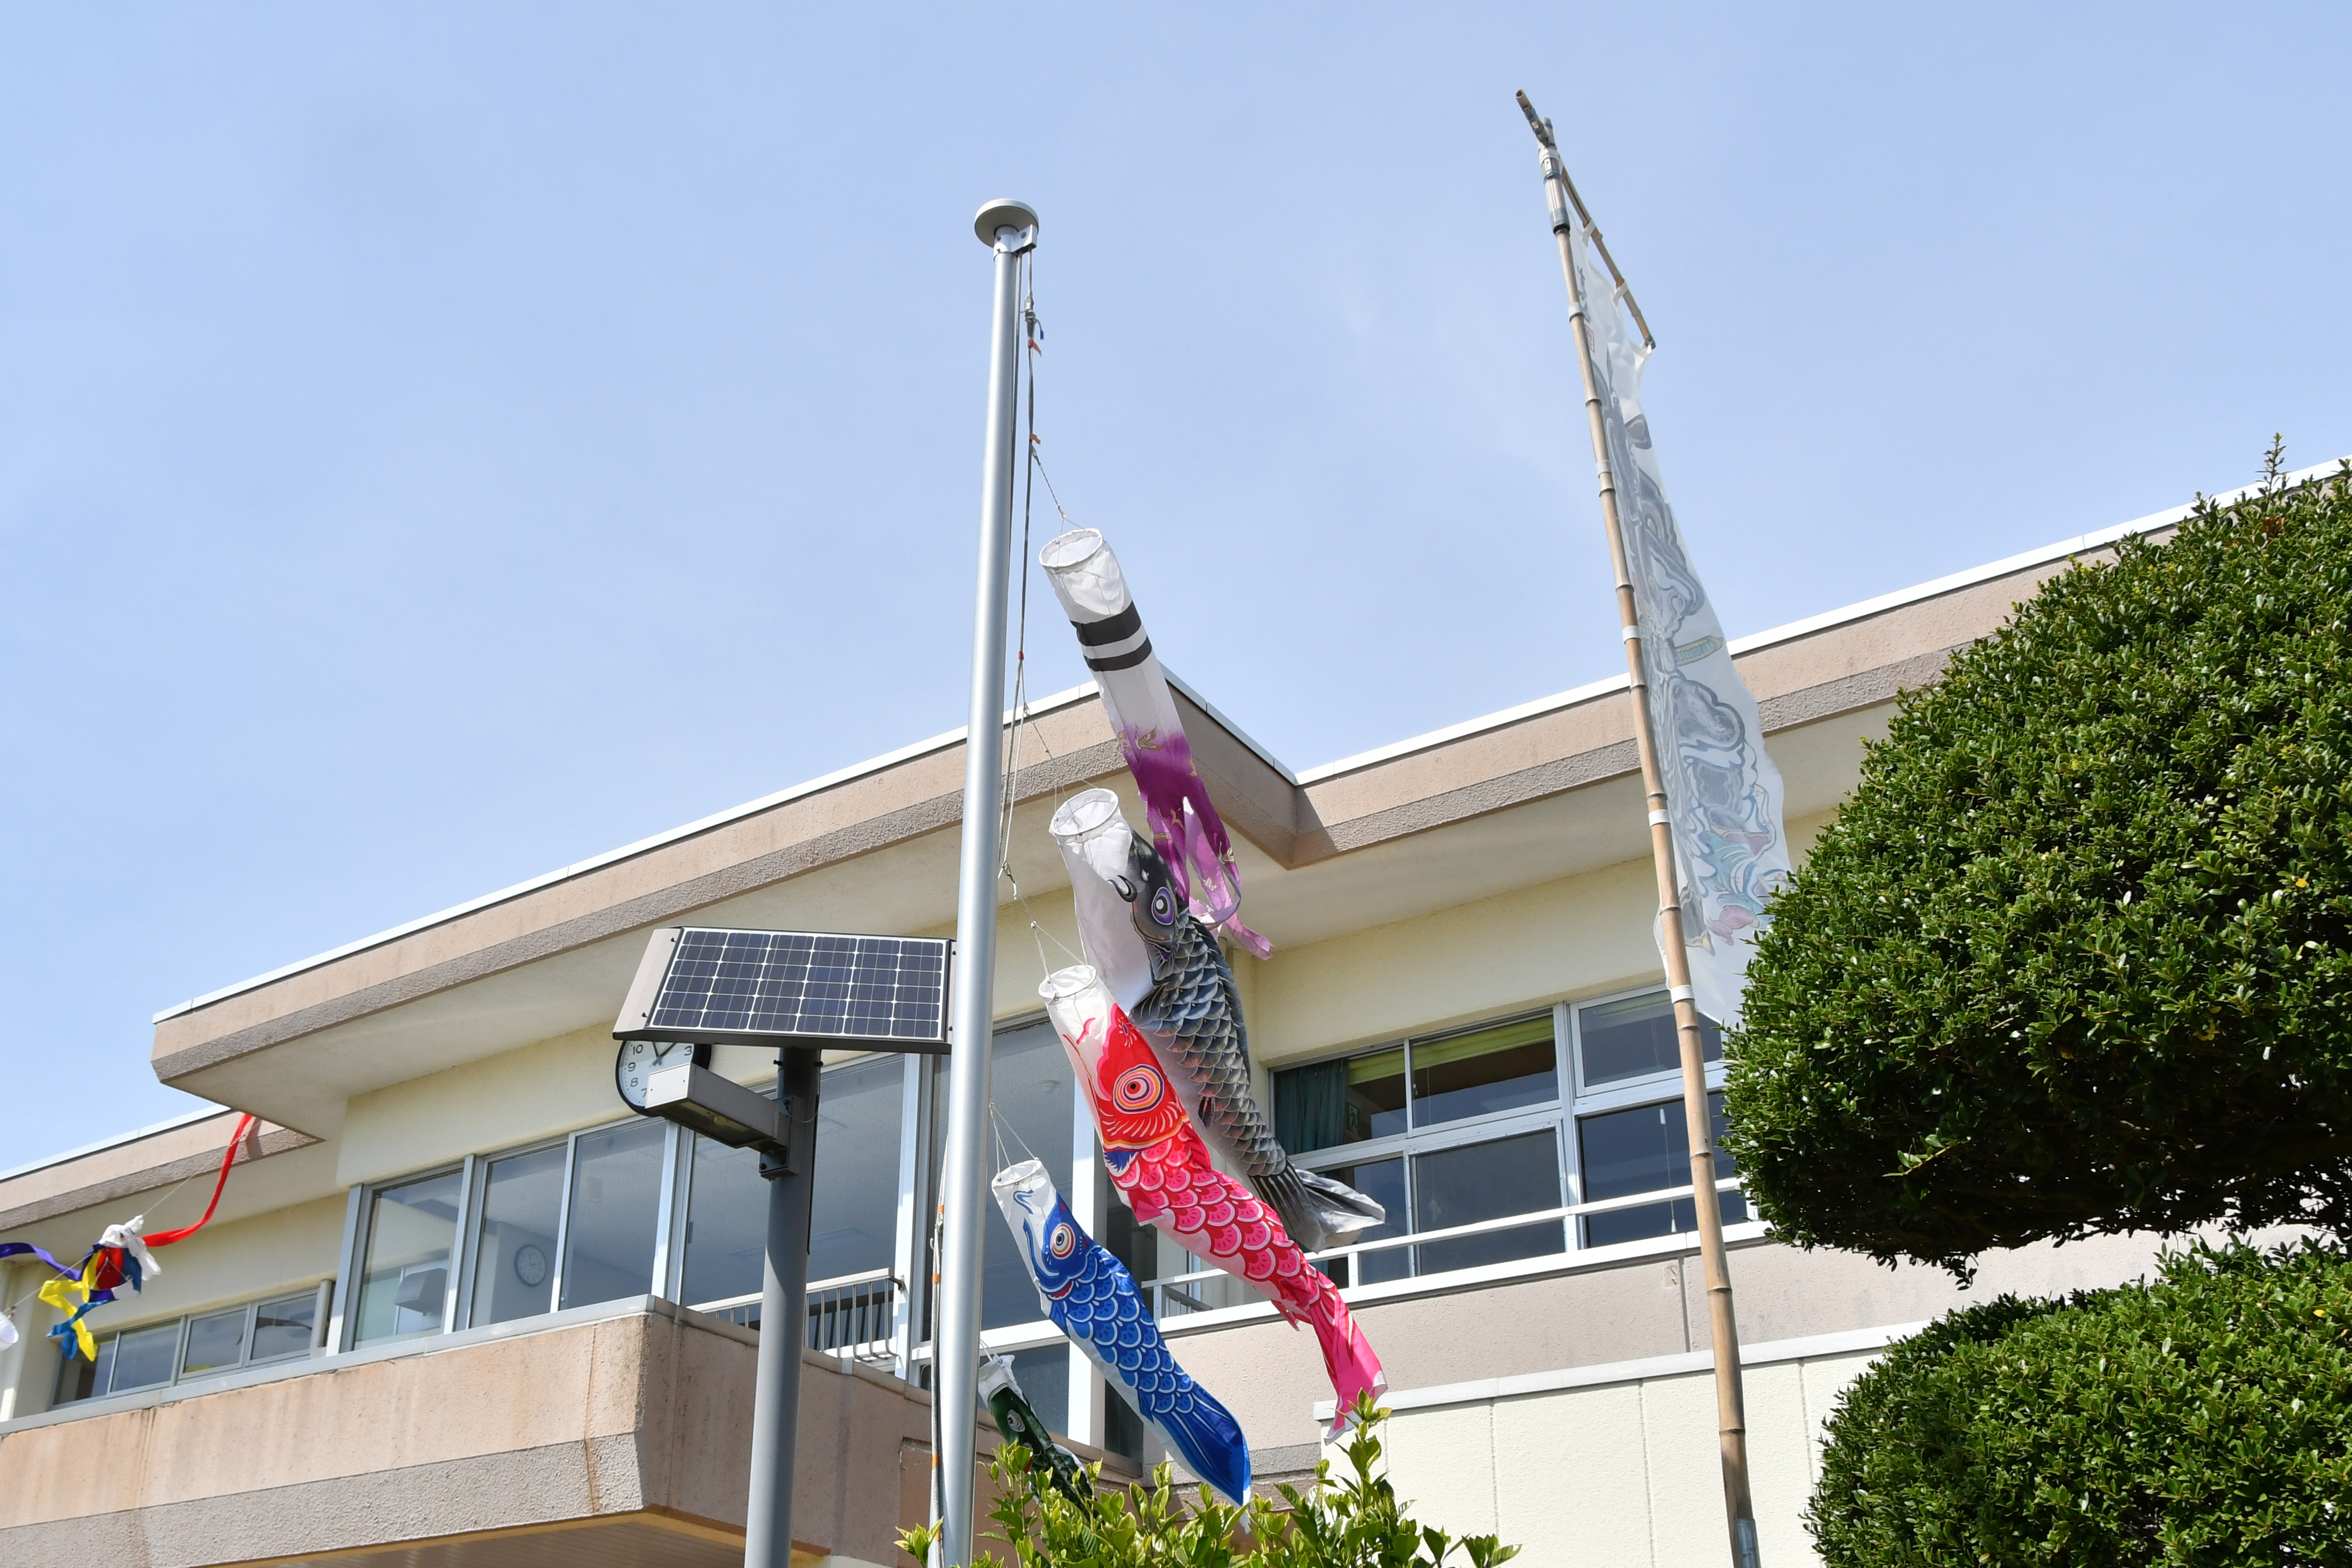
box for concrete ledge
[0,1298,938,1568]
[1313,1322,1924,1424]
[0,1114,316,1234]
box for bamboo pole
[1516,90,1761,1568]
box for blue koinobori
[990,1158,1252,1504]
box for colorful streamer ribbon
[5,1113,257,1361]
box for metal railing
[691,1266,904,1370]
[1137,1177,1748,1318]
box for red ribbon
[148,1113,258,1247]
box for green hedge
[1809,1239,2352,1566]
[1725,468,2352,1268]
[904,1394,1519,1568]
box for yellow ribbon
[36,1255,102,1361]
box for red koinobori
[0,1113,259,1360]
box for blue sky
[3,5,2347,1166]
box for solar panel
[612,927,953,1052]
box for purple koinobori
[1038,528,1269,958]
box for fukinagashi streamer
[1039,528,1267,957]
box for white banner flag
[1571,227,1791,1026]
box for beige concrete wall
[1247,858,1661,1069]
[0,1172,349,1423]
[1243,802,1844,1072]
[338,1023,645,1187]
[1354,1346,1882,1568]
[1174,1222,2231,1459]
[0,1302,942,1568]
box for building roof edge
[151,681,1102,1024]
[153,456,2345,1027]
[1297,456,2348,786]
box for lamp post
[612,926,955,1568]
[932,195,1037,1568]
[743,1046,822,1568]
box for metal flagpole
[1517,93,1762,1568]
[934,196,1038,1568]
[743,1046,823,1568]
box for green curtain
[1275,1059,1348,1155]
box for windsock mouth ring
[1050,787,1124,843]
[1037,528,1105,572]
[1039,965,1100,1002]
[990,1157,1048,1195]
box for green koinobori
[978,1355,1092,1505]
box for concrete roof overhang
[145,463,2332,1141]
[137,572,1996,1134]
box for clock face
[615,1040,700,1111]
[513,1244,548,1288]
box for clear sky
[3,5,2347,1168]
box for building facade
[0,489,2248,1567]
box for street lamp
[614,925,953,1568]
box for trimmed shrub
[1808,1239,2352,1566]
[902,1395,1519,1568]
[1725,468,2352,1268]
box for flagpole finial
[1515,90,1558,150]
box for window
[1578,1092,1746,1247]
[1274,1011,1569,1285]
[1566,991,1744,1247]
[558,1119,666,1310]
[340,1057,921,1356]
[1271,989,1747,1286]
[469,1143,566,1327]
[319,1041,1136,1450]
[353,1168,464,1345]
[679,1053,907,1318]
[52,1286,326,1405]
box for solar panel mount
[612,927,953,1053]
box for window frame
[318,1042,1090,1445]
[55,1282,332,1405]
[1563,984,1739,1241]
[443,1117,687,1338]
[1276,985,1748,1288]
[344,1158,470,1350]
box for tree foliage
[1808,1239,2352,1566]
[1724,466,2352,1268]
[901,1395,1518,1568]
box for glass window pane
[809,1056,905,1285]
[180,1308,247,1376]
[1008,1346,1069,1440]
[1578,1092,1745,1247]
[1274,1059,1349,1155]
[682,1134,768,1309]
[1344,1048,1407,1142]
[1577,991,1722,1089]
[251,1292,318,1361]
[1313,1157,1410,1287]
[559,1119,667,1310]
[109,1322,179,1393]
[1411,1132,1563,1274]
[471,1143,567,1326]
[1409,1016,1558,1128]
[980,1020,1075,1331]
[354,1168,463,1345]
[55,1339,106,1404]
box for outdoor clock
[615,1040,708,1112]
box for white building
[0,485,2249,1567]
